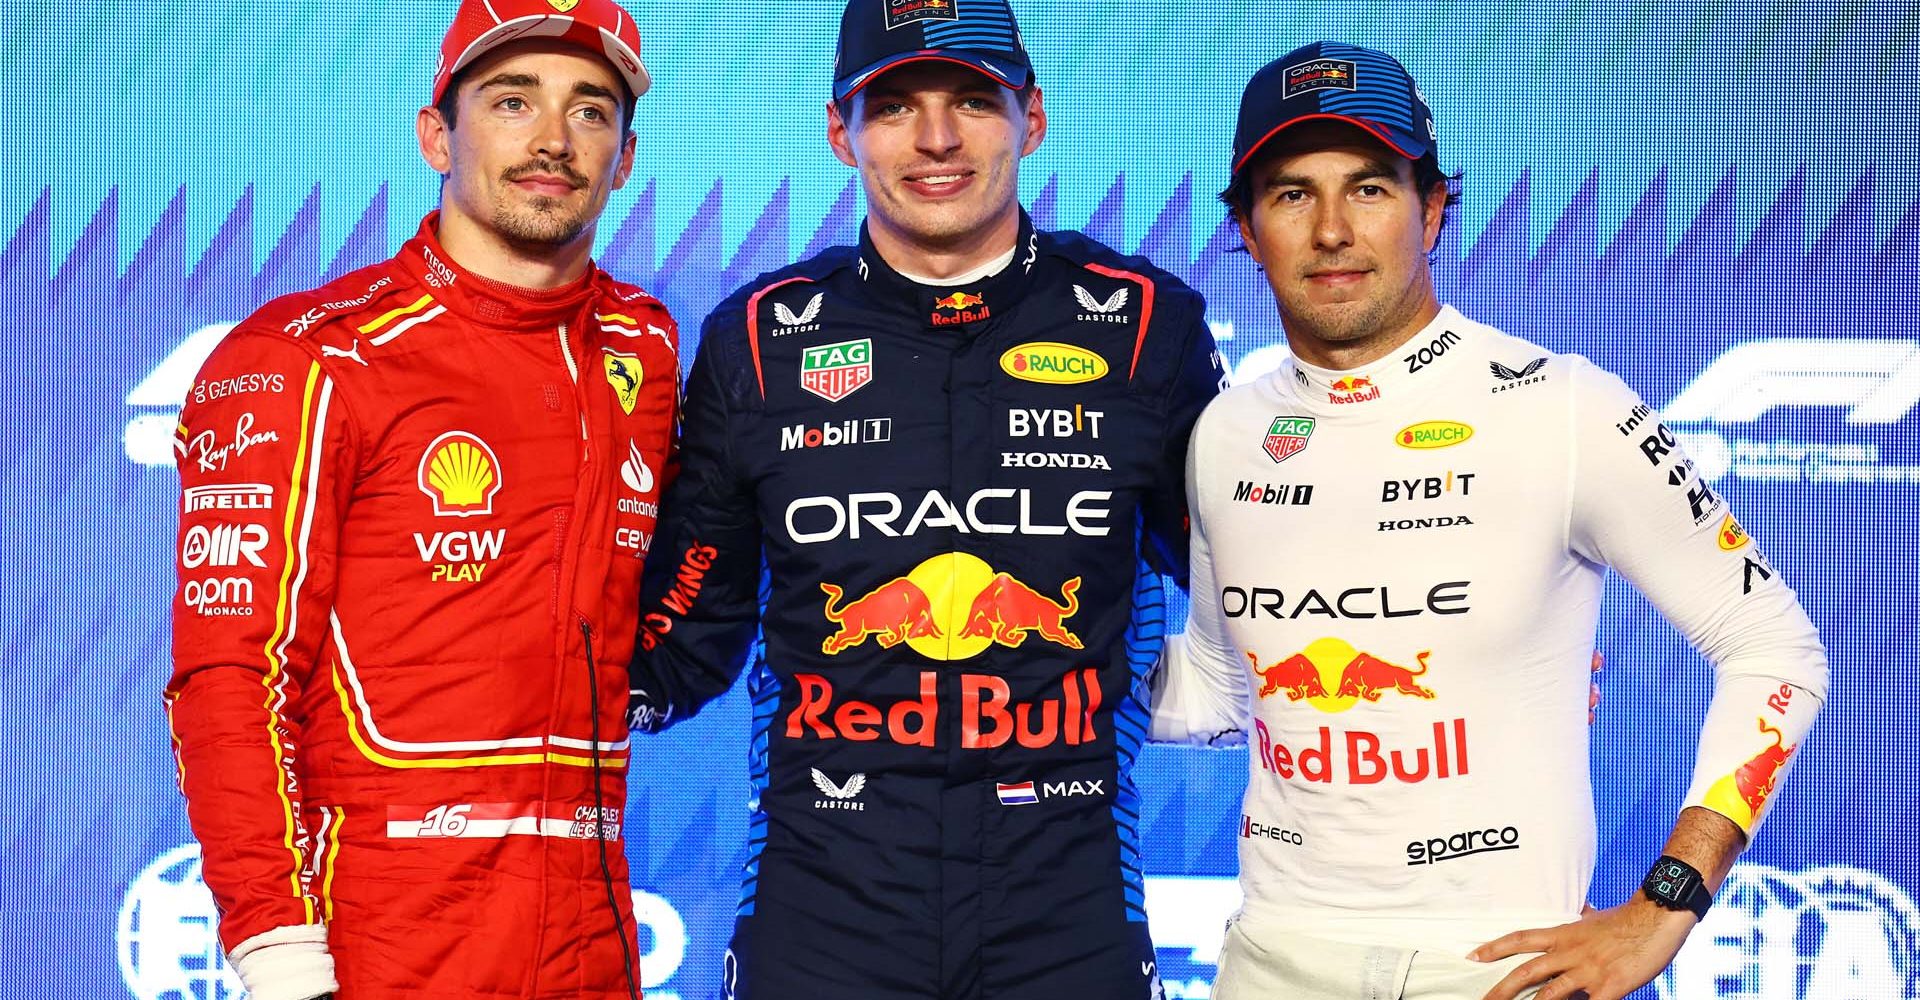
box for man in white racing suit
[1151,40,1828,1000]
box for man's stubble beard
[1287,293,1398,346]
[1282,262,1430,348]
[490,194,592,247]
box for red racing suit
[164,213,678,1000]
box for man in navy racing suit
[625,1,1223,996]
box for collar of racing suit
[1279,304,1473,416]
[856,208,1042,329]
[397,211,604,331]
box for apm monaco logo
[1262,416,1316,463]
[417,432,503,516]
[800,339,874,403]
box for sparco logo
[1241,815,1305,845]
[781,418,892,451]
[1407,825,1520,865]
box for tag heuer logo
[1262,416,1315,464]
[800,338,873,403]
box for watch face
[1649,861,1696,901]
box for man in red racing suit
[163,2,676,998]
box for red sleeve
[164,328,356,953]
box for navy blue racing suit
[629,212,1221,999]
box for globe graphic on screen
[117,843,244,1000]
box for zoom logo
[1406,825,1519,865]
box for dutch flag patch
[995,781,1038,806]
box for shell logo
[1000,342,1108,385]
[1395,420,1474,450]
[417,431,502,517]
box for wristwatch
[1642,855,1712,919]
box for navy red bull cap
[433,0,652,106]
[1231,41,1437,176]
[833,0,1032,102]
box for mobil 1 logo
[1233,481,1314,507]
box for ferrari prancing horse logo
[603,350,642,415]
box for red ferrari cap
[432,0,652,106]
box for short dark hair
[435,67,636,133]
[1219,147,1462,243]
[834,74,1040,124]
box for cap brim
[437,15,651,105]
[834,51,1028,102]
[1234,113,1428,175]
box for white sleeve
[1568,361,1829,840]
[1150,411,1253,746]
[230,923,337,1000]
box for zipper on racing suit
[541,321,636,997]
[581,617,640,1000]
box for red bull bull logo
[1248,638,1437,712]
[1327,375,1381,404]
[1244,639,1464,784]
[821,577,942,653]
[960,573,1084,649]
[1703,717,1799,833]
[819,554,1084,660]
[931,291,991,326]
